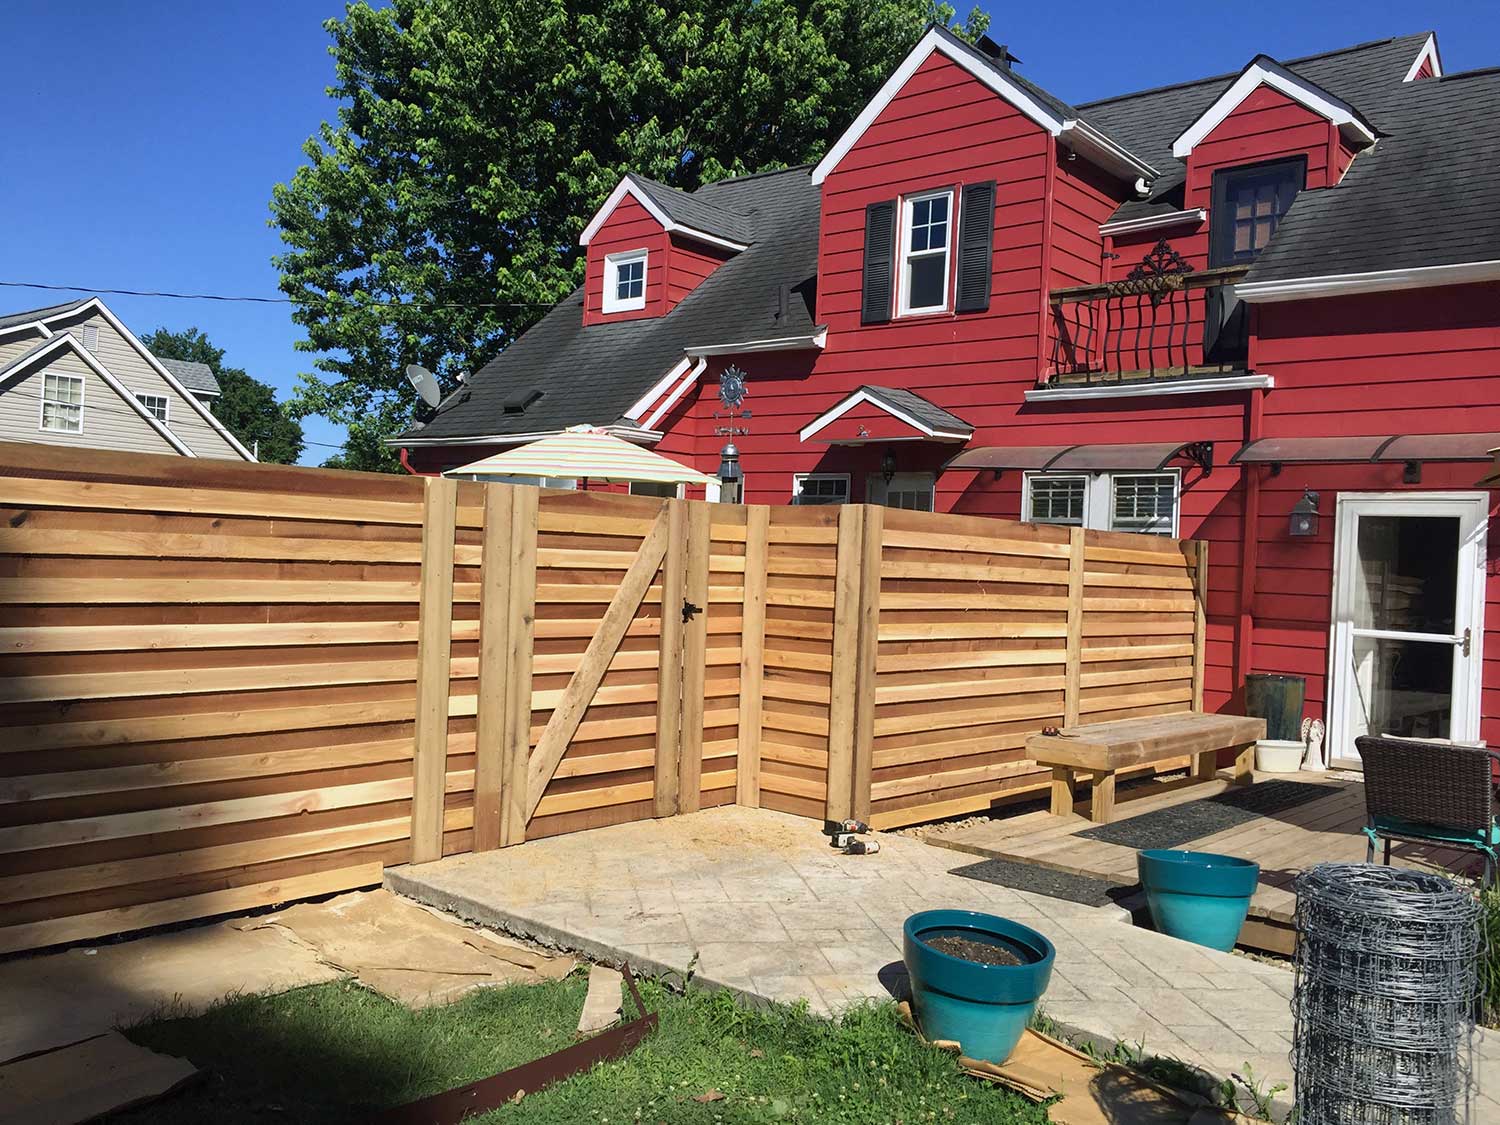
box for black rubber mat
[1074,779,1336,849]
[949,857,1140,908]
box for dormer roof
[579,172,754,251]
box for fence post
[1063,527,1086,728]
[826,504,867,821]
[850,505,882,823]
[1191,539,1209,712]
[473,485,513,852]
[736,506,769,808]
[500,485,538,846]
[654,500,687,817]
[411,475,458,864]
[676,502,711,813]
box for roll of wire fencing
[1292,863,1482,1124]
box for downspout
[1236,385,1264,696]
[399,447,420,475]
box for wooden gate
[408,484,736,860]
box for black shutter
[861,200,897,324]
[955,180,995,313]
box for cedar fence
[0,443,1206,953]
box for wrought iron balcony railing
[1043,240,1251,388]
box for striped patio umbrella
[445,424,714,486]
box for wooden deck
[926,767,1482,954]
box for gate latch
[681,600,703,624]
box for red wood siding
[1412,57,1435,81]
[666,234,733,310]
[1185,86,1337,209]
[582,195,668,326]
[1049,153,1119,289]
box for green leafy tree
[142,327,306,465]
[272,0,986,471]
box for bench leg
[1192,749,1219,782]
[1232,743,1255,785]
[1049,767,1076,817]
[1090,771,1117,823]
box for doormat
[949,857,1141,908]
[1075,780,1336,850]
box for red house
[396,27,1500,769]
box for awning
[948,441,1214,474]
[799,386,974,445]
[1231,433,1500,466]
[445,425,714,486]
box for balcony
[1041,240,1251,390]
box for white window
[868,471,935,511]
[135,392,169,422]
[898,189,953,315]
[603,249,648,313]
[792,474,850,506]
[1023,471,1180,536]
[40,372,84,433]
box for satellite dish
[404,364,442,408]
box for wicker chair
[1355,734,1500,888]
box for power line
[0,279,557,309]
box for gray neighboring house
[0,297,252,460]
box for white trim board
[391,423,664,449]
[684,329,827,357]
[1403,34,1443,82]
[1025,374,1273,402]
[578,175,748,252]
[1099,208,1207,237]
[623,357,694,422]
[810,27,1156,186]
[1171,56,1375,159]
[1238,260,1500,302]
[799,387,972,444]
[643,358,707,431]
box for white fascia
[1403,34,1443,82]
[1237,259,1500,303]
[798,387,972,444]
[1024,374,1273,402]
[812,29,1156,187]
[1172,57,1376,159]
[579,176,747,252]
[1099,208,1207,237]
[623,357,694,422]
[391,423,665,449]
[684,328,828,357]
[643,358,708,431]
[4,332,197,456]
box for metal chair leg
[1384,838,1392,866]
[1366,835,1375,865]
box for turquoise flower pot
[902,909,1054,1064]
[1138,849,1260,952]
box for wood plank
[1191,539,1209,711]
[825,505,865,821]
[851,506,882,823]
[736,506,769,808]
[654,501,687,818]
[501,488,539,848]
[1063,527,1085,727]
[676,502,711,814]
[472,485,513,852]
[409,476,458,864]
[526,508,670,819]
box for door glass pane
[1353,516,1459,633]
[1349,636,1453,742]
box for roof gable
[811,25,1154,187]
[1403,34,1443,82]
[799,386,973,444]
[579,174,752,251]
[1171,55,1376,159]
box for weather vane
[713,366,751,503]
[717,365,747,411]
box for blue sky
[1,2,1493,465]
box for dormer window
[1210,157,1305,267]
[603,249,648,313]
[898,189,953,315]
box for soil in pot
[924,934,1024,967]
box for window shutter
[955,180,996,313]
[860,200,897,325]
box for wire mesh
[1293,863,1482,1124]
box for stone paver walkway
[387,806,1497,1117]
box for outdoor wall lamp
[881,446,898,485]
[1288,488,1320,538]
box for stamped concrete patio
[387,806,1497,1117]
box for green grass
[119,975,1051,1123]
[1482,885,1500,1029]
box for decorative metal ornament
[717,365,748,410]
[1110,238,1193,306]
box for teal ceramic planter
[902,909,1054,1064]
[1138,849,1260,952]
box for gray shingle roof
[404,166,819,442]
[860,386,974,435]
[157,357,222,395]
[627,174,757,246]
[0,299,88,330]
[1244,67,1500,283]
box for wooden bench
[1026,712,1267,823]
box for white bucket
[1255,739,1304,773]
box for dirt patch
[924,934,1024,967]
